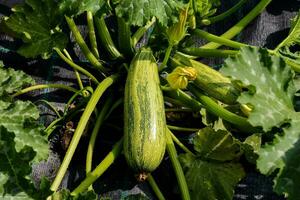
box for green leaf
[179,127,245,200]
[4,0,68,58]
[0,65,34,96]
[257,113,300,199]
[221,47,296,131]
[242,134,261,164]
[193,0,220,19]
[59,0,106,16]
[0,127,50,200]
[113,0,184,27]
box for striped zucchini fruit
[124,48,166,180]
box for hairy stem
[50,75,118,191]
[147,174,166,200]
[182,47,238,57]
[65,16,106,73]
[202,0,272,49]
[71,138,123,195]
[12,84,78,98]
[87,11,100,59]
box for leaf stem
[194,29,247,49]
[202,0,272,49]
[167,125,199,132]
[65,16,106,73]
[50,75,118,192]
[87,11,100,59]
[63,49,84,90]
[166,128,191,200]
[147,174,166,200]
[71,138,123,195]
[204,0,248,25]
[170,131,195,155]
[160,44,173,71]
[55,48,100,84]
[132,17,156,47]
[94,17,123,60]
[12,84,78,98]
[86,97,113,174]
[117,17,134,57]
[189,85,256,132]
[34,99,61,118]
[182,47,238,57]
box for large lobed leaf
[179,127,245,200]
[257,113,300,199]
[59,0,106,16]
[4,0,68,58]
[221,47,296,131]
[113,0,185,27]
[0,63,49,199]
[221,47,300,199]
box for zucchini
[171,53,241,104]
[124,48,166,180]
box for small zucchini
[124,48,166,180]
[171,53,240,104]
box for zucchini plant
[1,0,300,199]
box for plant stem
[34,99,61,118]
[165,108,193,112]
[132,17,156,47]
[160,44,173,71]
[147,174,166,200]
[65,16,106,73]
[12,84,78,98]
[87,11,100,59]
[63,49,84,90]
[204,0,248,25]
[117,17,134,57]
[194,29,247,49]
[71,138,123,195]
[202,0,272,49]
[166,128,190,200]
[86,97,113,174]
[167,125,199,132]
[170,132,195,155]
[94,17,123,60]
[105,98,123,120]
[45,118,63,136]
[182,47,238,57]
[50,75,118,192]
[55,48,100,84]
[163,89,202,111]
[189,85,256,132]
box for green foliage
[0,63,49,199]
[4,0,68,58]
[192,0,220,19]
[179,127,245,200]
[51,189,97,200]
[59,0,106,16]
[113,0,185,26]
[221,47,295,131]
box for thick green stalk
[194,29,247,49]
[34,99,61,118]
[12,84,78,98]
[132,17,156,47]
[50,75,118,192]
[117,17,134,57]
[55,48,100,84]
[202,0,272,49]
[163,89,202,111]
[147,174,166,200]
[189,85,256,132]
[170,132,195,155]
[160,44,173,71]
[63,49,84,90]
[95,17,123,60]
[167,125,199,132]
[166,128,190,200]
[204,0,248,25]
[87,11,99,59]
[86,98,113,174]
[65,16,106,73]
[71,138,123,195]
[182,47,238,57]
